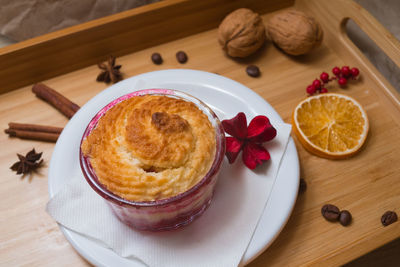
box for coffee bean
[381,211,398,226]
[176,51,188,64]
[151,53,163,65]
[246,65,260,77]
[321,204,340,221]
[299,178,307,193]
[339,210,352,226]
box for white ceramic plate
[48,69,299,267]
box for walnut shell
[218,8,266,58]
[267,10,323,56]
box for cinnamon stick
[8,122,63,134]
[5,129,60,142]
[32,83,80,119]
[5,122,63,142]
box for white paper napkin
[47,123,292,267]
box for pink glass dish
[79,89,225,231]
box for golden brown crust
[81,95,216,201]
[151,112,189,132]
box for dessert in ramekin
[79,89,225,231]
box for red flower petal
[247,115,277,143]
[225,137,243,163]
[222,112,247,139]
[242,142,271,170]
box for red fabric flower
[222,112,277,169]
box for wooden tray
[1,0,399,266]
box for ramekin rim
[79,89,226,207]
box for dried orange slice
[292,93,369,159]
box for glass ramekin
[79,89,225,231]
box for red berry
[306,85,316,95]
[351,67,360,77]
[338,77,347,86]
[341,66,351,77]
[312,79,322,89]
[320,72,329,83]
[320,88,328,93]
[332,67,341,76]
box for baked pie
[80,90,225,230]
[81,94,216,201]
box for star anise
[10,148,43,175]
[96,56,123,84]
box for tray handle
[298,0,400,68]
[340,1,400,69]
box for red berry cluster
[306,66,360,95]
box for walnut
[218,8,266,58]
[267,10,323,56]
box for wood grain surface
[1,0,399,266]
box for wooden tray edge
[0,0,294,94]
